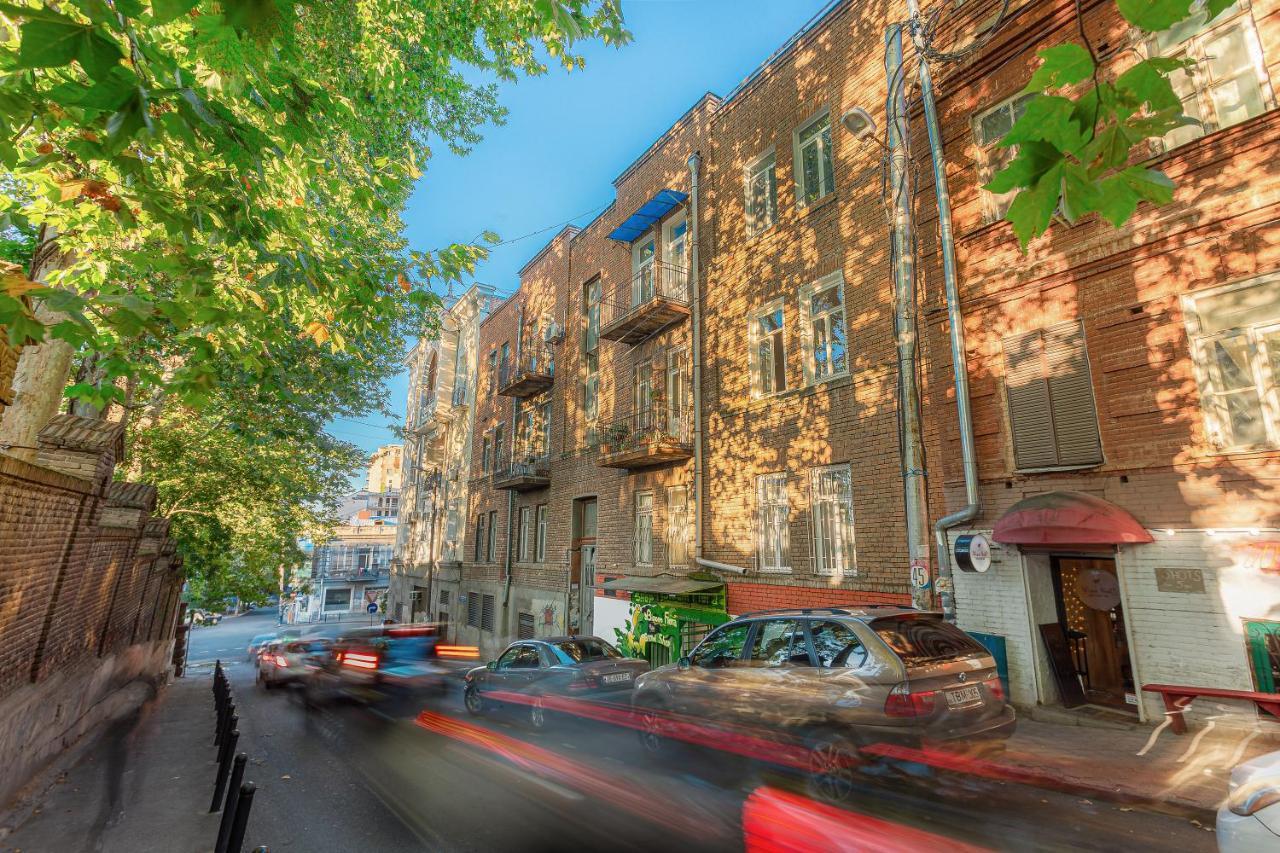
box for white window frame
[971,91,1036,223]
[1182,275,1280,450]
[663,213,688,272]
[632,236,656,306]
[535,504,548,562]
[749,299,788,399]
[1148,1,1273,153]
[799,271,849,385]
[792,109,835,207]
[634,491,654,567]
[744,148,778,234]
[518,506,533,562]
[809,464,856,577]
[666,485,691,570]
[756,473,791,573]
[666,347,689,433]
[584,350,599,426]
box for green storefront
[602,573,730,667]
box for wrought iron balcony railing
[498,345,555,398]
[599,260,690,345]
[597,407,693,469]
[493,453,551,491]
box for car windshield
[871,616,987,665]
[551,639,622,663]
[251,634,275,645]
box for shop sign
[1076,569,1121,611]
[954,534,992,573]
[1242,541,1280,575]
[1154,567,1205,594]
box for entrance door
[1051,557,1135,711]
[571,497,597,636]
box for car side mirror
[486,661,497,671]
[677,656,691,670]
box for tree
[986,0,1235,248]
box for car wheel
[528,697,547,731]
[805,731,861,803]
[464,686,485,716]
[635,698,670,755]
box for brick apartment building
[916,0,1280,727]
[392,0,1280,727]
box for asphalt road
[188,610,1217,852]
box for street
[178,611,1216,852]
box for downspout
[688,152,705,562]
[503,304,523,608]
[907,8,977,624]
[885,24,931,613]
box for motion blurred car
[463,636,651,729]
[257,638,333,689]
[247,632,278,660]
[1219,749,1280,851]
[631,607,1015,801]
[303,623,477,713]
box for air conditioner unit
[542,321,563,345]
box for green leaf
[1023,43,1095,94]
[1060,162,1103,224]
[1119,166,1175,204]
[105,87,153,153]
[985,140,1062,193]
[15,16,124,80]
[1205,0,1237,17]
[1116,59,1182,113]
[48,65,138,111]
[1116,0,1194,32]
[1002,95,1089,154]
[151,0,201,25]
[1006,163,1064,249]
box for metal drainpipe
[885,24,931,612]
[688,152,705,561]
[907,8,978,623]
[503,305,524,608]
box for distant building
[366,444,403,493]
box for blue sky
[326,0,835,463]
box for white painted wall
[593,595,632,647]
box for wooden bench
[1142,683,1280,734]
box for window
[518,612,536,640]
[535,504,548,562]
[666,348,689,432]
[487,349,497,391]
[480,593,496,632]
[466,592,479,628]
[810,464,855,576]
[1152,2,1270,151]
[481,435,492,474]
[972,92,1036,222]
[745,150,778,233]
[748,620,810,666]
[486,510,498,561]
[498,643,538,668]
[474,513,486,560]
[584,277,601,352]
[633,237,656,305]
[801,273,847,383]
[540,401,552,456]
[499,341,511,382]
[870,614,986,665]
[809,620,868,668]
[518,506,533,561]
[323,588,351,612]
[750,302,787,396]
[584,351,599,425]
[664,214,688,272]
[493,424,505,470]
[634,491,653,566]
[1184,277,1280,449]
[634,360,654,429]
[794,112,835,205]
[439,589,450,607]
[757,473,791,572]
[690,622,751,668]
[1002,321,1103,469]
[667,485,691,569]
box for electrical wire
[917,0,1015,64]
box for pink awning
[992,491,1154,546]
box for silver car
[631,606,1015,800]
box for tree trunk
[69,352,105,419]
[0,239,73,462]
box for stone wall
[0,414,182,806]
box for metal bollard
[217,700,235,747]
[210,726,238,811]
[214,753,248,851]
[225,782,257,853]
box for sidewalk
[0,670,222,853]
[988,712,1280,817]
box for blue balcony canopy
[607,189,688,243]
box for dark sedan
[463,636,650,730]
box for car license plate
[946,685,981,708]
[602,672,631,684]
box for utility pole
[885,24,932,611]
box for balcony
[597,408,693,469]
[599,260,690,345]
[451,380,469,407]
[498,346,555,399]
[493,455,550,491]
